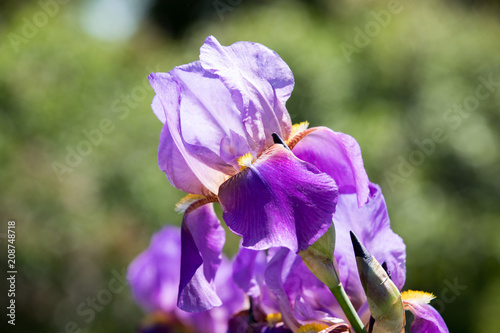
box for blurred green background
[1,0,499,332]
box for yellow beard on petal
[266,313,283,326]
[236,123,309,173]
[287,122,318,150]
[237,152,255,171]
[287,121,310,144]
[175,193,219,214]
[297,323,329,333]
[175,194,207,213]
[401,290,436,304]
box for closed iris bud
[299,223,340,289]
[350,231,405,333]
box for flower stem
[329,283,367,333]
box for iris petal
[333,184,406,310]
[403,295,449,333]
[218,145,338,252]
[158,123,206,195]
[264,247,301,332]
[127,226,182,313]
[151,95,166,124]
[178,204,225,312]
[291,126,369,207]
[200,35,293,151]
[150,71,234,194]
[171,62,252,167]
[232,247,268,297]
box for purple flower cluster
[127,36,448,333]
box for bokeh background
[1,0,499,332]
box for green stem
[329,283,367,333]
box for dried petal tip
[382,261,392,279]
[272,133,291,151]
[350,231,370,260]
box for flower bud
[300,223,340,288]
[350,231,405,333]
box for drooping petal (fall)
[218,144,338,253]
[291,126,369,207]
[128,225,245,332]
[178,204,226,312]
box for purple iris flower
[149,35,369,312]
[233,184,448,332]
[127,226,245,333]
[231,246,350,332]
